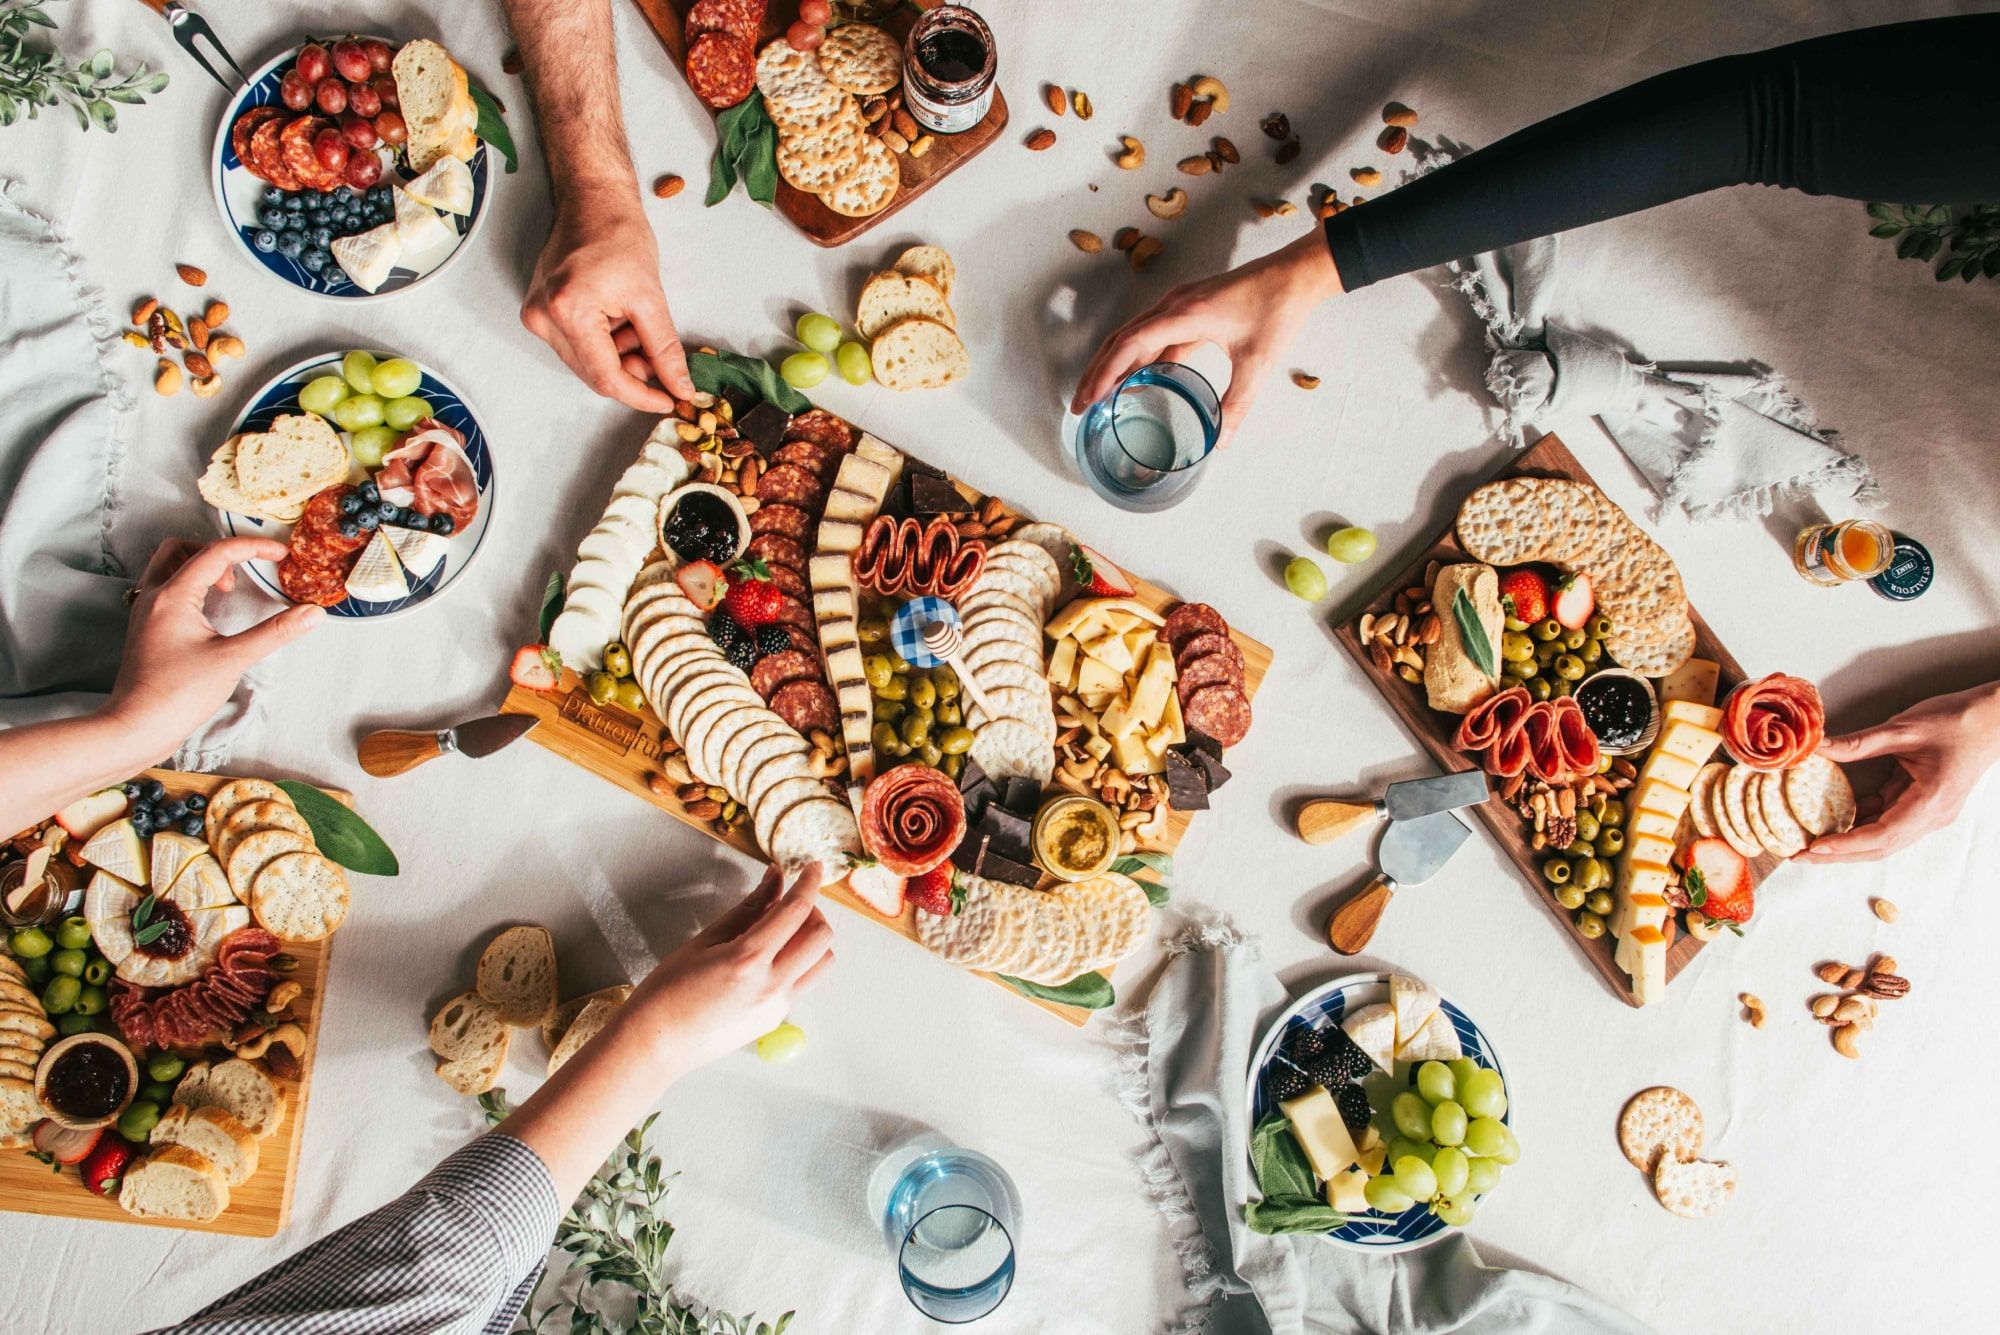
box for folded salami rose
[861,766,968,876]
[1723,673,1825,771]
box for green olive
[900,713,931,747]
[1527,676,1553,701]
[147,1052,186,1082]
[1540,858,1573,886]
[1597,828,1626,856]
[865,654,895,689]
[1585,890,1614,917]
[934,670,960,701]
[1565,839,1596,859]
[1590,794,1608,820]
[1574,910,1606,939]
[941,752,964,780]
[1501,632,1535,662]
[1589,616,1614,638]
[603,643,632,677]
[1562,627,1588,650]
[939,726,975,755]
[615,681,645,712]
[1532,618,1564,641]
[1575,857,1609,891]
[891,655,912,675]
[1553,654,1585,681]
[1599,800,1626,827]
[936,700,963,726]
[82,958,110,986]
[117,1100,161,1143]
[1502,657,1538,680]
[587,671,617,705]
[1579,637,1603,664]
[872,722,902,754]
[1573,811,1600,842]
[1550,677,1573,698]
[876,676,908,702]
[917,741,944,768]
[910,677,937,710]
[858,617,889,644]
[73,983,105,1016]
[1535,638,1562,664]
[1504,616,1528,633]
[1555,883,1586,911]
[41,974,80,1015]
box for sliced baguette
[174,1058,286,1139]
[893,244,955,302]
[197,436,312,524]
[233,414,350,506]
[151,1104,261,1187]
[870,317,970,392]
[394,39,478,174]
[430,989,510,1067]
[855,270,955,341]
[476,925,558,1028]
[542,984,633,1052]
[546,993,628,1076]
[119,1145,230,1221]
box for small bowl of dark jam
[35,1034,139,1131]
[657,484,750,569]
[1574,669,1659,755]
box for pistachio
[1071,90,1093,120]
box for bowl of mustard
[1032,794,1120,881]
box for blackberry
[1265,1061,1312,1102]
[755,624,791,658]
[1283,1024,1326,1064]
[1323,1026,1378,1083]
[1303,1053,1350,1093]
[723,636,759,673]
[709,612,746,651]
[1334,1083,1373,1134]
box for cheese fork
[134,0,246,92]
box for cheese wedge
[1638,747,1701,793]
[148,832,207,896]
[329,222,402,293]
[1654,720,1724,769]
[345,529,409,602]
[403,155,475,215]
[81,818,149,884]
[385,525,446,579]
[1629,928,1669,1005]
[1633,778,1693,822]
[1657,658,1720,708]
[392,186,455,253]
[1328,1167,1371,1214]
[1278,1087,1361,1182]
[1389,974,1440,1054]
[1396,1007,1462,1062]
[1625,833,1677,871]
[1629,808,1679,841]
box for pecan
[1260,111,1290,140]
[1859,972,1910,999]
[1378,125,1409,154]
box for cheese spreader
[1325,807,1473,955]
[1295,770,1490,845]
[358,714,538,777]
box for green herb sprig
[706,95,778,209]
[1111,850,1173,906]
[1452,587,1498,679]
[275,780,399,877]
[537,570,565,642]
[688,349,811,415]
[131,893,170,948]
[997,971,1115,1009]
[1244,1111,1348,1235]
[0,2,168,132]
[1866,202,2000,284]
[468,81,517,173]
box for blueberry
[339,492,363,516]
[257,205,285,229]
[185,793,206,812]
[283,193,306,211]
[300,250,328,274]
[123,781,142,800]
[376,503,402,525]
[131,812,152,837]
[359,481,380,505]
[261,185,284,206]
[181,815,204,837]
[369,184,390,203]
[338,518,360,538]
[284,214,309,233]
[252,228,278,253]
[276,232,304,258]
[164,800,187,821]
[429,512,454,534]
[306,225,331,247]
[356,510,380,531]
[144,779,166,803]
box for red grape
[373,109,408,145]
[312,127,349,173]
[315,78,347,115]
[331,39,371,83]
[279,70,313,111]
[344,151,383,190]
[787,19,824,50]
[347,81,381,118]
[371,74,399,110]
[338,114,380,150]
[362,39,394,74]
[295,43,330,85]
[799,0,831,23]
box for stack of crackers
[916,869,1151,985]
[859,244,970,391]
[1455,477,1693,678]
[1618,1085,1737,1218]
[208,778,352,943]
[197,413,350,526]
[0,957,54,1149]
[755,26,904,219]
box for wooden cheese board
[1333,433,1770,1007]
[505,442,1268,1027]
[629,0,1009,247]
[0,769,337,1237]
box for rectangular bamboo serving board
[629,0,1009,247]
[1332,433,1774,1007]
[503,450,1268,1026]
[0,770,338,1236]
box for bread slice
[434,1039,509,1095]
[475,926,558,1029]
[151,1104,261,1186]
[249,851,351,943]
[119,1145,230,1221]
[870,317,970,392]
[546,993,628,1076]
[541,984,633,1051]
[893,244,955,302]
[233,414,350,506]
[855,271,956,341]
[395,39,478,173]
[174,1058,286,1139]
[197,436,313,524]
[430,989,510,1068]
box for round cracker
[1740,771,1785,858]
[816,23,902,96]
[1056,871,1152,973]
[1783,753,1855,837]
[1687,763,1727,839]
[249,850,350,942]
[821,133,900,218]
[1604,616,1695,680]
[1594,533,1686,636]
[1454,478,1561,567]
[970,718,1054,786]
[1715,765,1767,859]
[1753,768,1808,857]
[916,872,1006,966]
[218,799,313,867]
[1652,1155,1737,1219]
[1007,890,1084,985]
[226,828,309,900]
[776,109,868,192]
[1618,1086,1704,1172]
[768,795,860,881]
[204,778,293,845]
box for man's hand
[106,538,324,756]
[521,191,696,412]
[1799,681,2000,863]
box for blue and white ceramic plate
[1245,972,1513,1254]
[216,351,496,619]
[209,39,491,300]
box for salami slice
[750,501,813,543]
[746,533,808,571]
[1453,685,1530,754]
[779,624,819,656]
[1173,631,1243,674]
[861,765,967,876]
[772,439,842,481]
[757,462,826,513]
[686,30,755,110]
[770,678,839,736]
[782,408,856,453]
[1162,603,1228,654]
[110,985,156,1055]
[768,593,816,633]
[686,0,765,42]
[218,926,282,963]
[751,649,822,700]
[1175,650,1244,699]
[764,560,809,600]
[278,554,350,606]
[232,107,283,175]
[1551,697,1600,778]
[1722,673,1825,771]
[251,115,303,191]
[281,115,337,193]
[1181,684,1252,747]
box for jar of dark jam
[36,1034,138,1130]
[904,4,996,135]
[1574,670,1658,755]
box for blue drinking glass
[1073,361,1221,512]
[879,1146,1020,1323]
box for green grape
[1447,1057,1480,1089]
[1465,1116,1510,1158]
[754,1021,806,1063]
[383,395,433,430]
[1325,525,1378,564]
[341,349,378,393]
[1460,1068,1507,1119]
[1392,1155,1438,1202]
[1488,1122,1521,1165]
[1430,1099,1467,1147]
[780,351,830,388]
[795,312,842,354]
[1464,1156,1502,1194]
[331,393,386,431]
[349,425,398,468]
[1363,1176,1415,1214]
[1386,1136,1432,1167]
[1415,1061,1456,1105]
[1284,556,1328,601]
[836,340,871,385]
[1391,1091,1434,1140]
[371,357,422,399]
[1431,1146,1470,1198]
[1433,1196,1476,1227]
[299,374,352,415]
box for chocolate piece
[957,756,989,795]
[980,845,1043,888]
[1001,776,1042,817]
[977,804,1034,865]
[1186,728,1224,761]
[911,472,974,516]
[1195,748,1232,791]
[1164,749,1210,810]
[951,829,990,876]
[736,400,792,457]
[719,386,757,421]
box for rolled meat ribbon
[938,541,986,602]
[861,765,968,876]
[1453,685,1530,753]
[1550,697,1601,779]
[1723,673,1825,770]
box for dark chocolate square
[1187,728,1224,761]
[978,805,1034,864]
[736,400,792,457]
[980,846,1043,888]
[1195,749,1232,791]
[1165,749,1210,810]
[1001,776,1042,817]
[911,472,974,515]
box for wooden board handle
[1327,878,1394,955]
[1295,799,1378,845]
[357,729,443,778]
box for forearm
[1326,14,2000,289]
[503,0,642,205]
[0,709,173,836]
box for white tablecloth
[4,2,1996,1331]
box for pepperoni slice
[768,594,815,633]
[278,554,350,606]
[251,115,303,191]
[771,439,842,481]
[1162,603,1229,654]
[764,560,809,600]
[686,0,765,43]
[757,462,826,514]
[1551,697,1601,778]
[746,533,808,571]
[751,649,822,700]
[782,408,856,453]
[686,30,755,109]
[232,107,284,175]
[770,678,838,735]
[750,502,813,543]
[861,765,967,876]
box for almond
[1170,82,1193,120]
[1213,136,1239,164]
[1870,896,1899,923]
[1378,125,1409,154]
[862,96,888,123]
[1382,101,1419,128]
[203,300,229,326]
[189,316,210,351]
[175,263,207,287]
[1025,128,1056,151]
[184,350,215,380]
[1351,166,1383,187]
[1177,155,1213,176]
[652,174,684,199]
[893,109,919,140]
[684,798,723,821]
[1043,84,1066,117]
[1069,229,1104,253]
[1814,961,1851,985]
[1187,98,1214,127]
[132,297,158,326]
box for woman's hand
[520,189,695,413]
[1070,230,1344,447]
[105,538,324,756]
[1799,682,2000,863]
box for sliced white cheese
[1341,1002,1396,1073]
[392,186,455,254]
[1395,1007,1463,1062]
[1389,974,1440,1054]
[1278,1087,1360,1183]
[81,818,149,884]
[808,554,853,592]
[403,154,475,214]
[1328,1167,1371,1214]
[345,528,409,601]
[818,520,865,555]
[812,589,856,625]
[148,832,206,896]
[822,488,876,523]
[329,222,402,293]
[1656,658,1720,707]
[385,525,446,579]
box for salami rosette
[1722,673,1825,770]
[861,765,967,876]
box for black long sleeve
[1324,14,2000,290]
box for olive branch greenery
[477,1091,795,1335]
[0,1,169,133]
[1865,202,2000,284]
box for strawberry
[1551,571,1595,630]
[1679,837,1753,923]
[846,858,906,918]
[721,559,784,627]
[906,864,964,917]
[508,644,562,692]
[1071,543,1134,598]
[79,1135,137,1197]
[676,559,725,612]
[31,1120,100,1166]
[1496,568,1549,625]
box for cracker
[1653,1155,1737,1219]
[1454,478,1559,566]
[1755,769,1809,856]
[752,773,827,855]
[1594,531,1686,636]
[971,717,1054,786]
[820,134,900,218]
[226,828,309,901]
[776,110,868,193]
[1056,871,1152,973]
[1740,770,1785,858]
[1687,762,1726,839]
[1783,753,1855,837]
[1618,1086,1704,1171]
[816,23,902,96]
[769,795,861,882]
[1604,616,1695,679]
[1011,890,1085,985]
[1714,765,1766,859]
[1559,483,1633,575]
[204,778,293,846]
[965,883,1038,975]
[218,799,313,867]
[249,850,351,942]
[916,872,1006,965]
[987,540,1062,605]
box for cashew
[807,749,844,780]
[1145,188,1188,220]
[265,981,303,1016]
[1135,804,1171,841]
[234,1021,307,1062]
[1188,75,1230,113]
[1128,235,1164,271]
[1114,135,1145,170]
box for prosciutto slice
[376,421,480,534]
[1723,673,1825,771]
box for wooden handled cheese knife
[1326,808,1473,955]
[358,714,538,777]
[1296,770,1489,845]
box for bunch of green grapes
[1366,1058,1517,1227]
[297,351,436,467]
[1498,615,1619,701]
[858,600,970,776]
[1538,792,1629,938]
[584,640,646,713]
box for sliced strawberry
[676,560,725,612]
[32,1120,101,1166]
[1496,568,1549,625]
[509,644,562,692]
[1071,543,1135,598]
[1679,837,1753,923]
[906,865,963,917]
[1551,571,1595,630]
[846,858,907,917]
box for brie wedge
[404,155,474,215]
[385,524,447,579]
[392,186,455,254]
[330,222,402,293]
[1395,1007,1463,1063]
[1389,974,1441,1054]
[1341,1002,1396,1074]
[81,818,149,884]
[345,529,409,602]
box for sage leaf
[1865,201,1897,223]
[1245,1196,1349,1235]
[997,971,1115,1009]
[276,780,400,876]
[538,570,565,641]
[688,349,811,414]
[707,96,778,208]
[1248,1111,1318,1200]
[1452,587,1498,679]
[1868,222,1903,238]
[468,81,516,172]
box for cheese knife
[358,714,539,778]
[1295,770,1490,845]
[1325,808,1473,955]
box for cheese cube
[1625,833,1676,870]
[1629,808,1680,841]
[1613,897,1669,964]
[1637,748,1700,794]
[1654,720,1723,769]
[1084,733,1111,761]
[1088,632,1137,675]
[808,554,852,592]
[1143,726,1172,759]
[1112,730,1162,775]
[1328,1167,1371,1214]
[1657,658,1721,708]
[1661,699,1724,732]
[1100,700,1137,739]
[1047,638,1077,689]
[1629,931,1668,1005]
[1077,656,1123,697]
[1278,1087,1361,1182]
[1123,627,1156,662]
[1633,779,1692,822]
[1161,689,1186,746]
